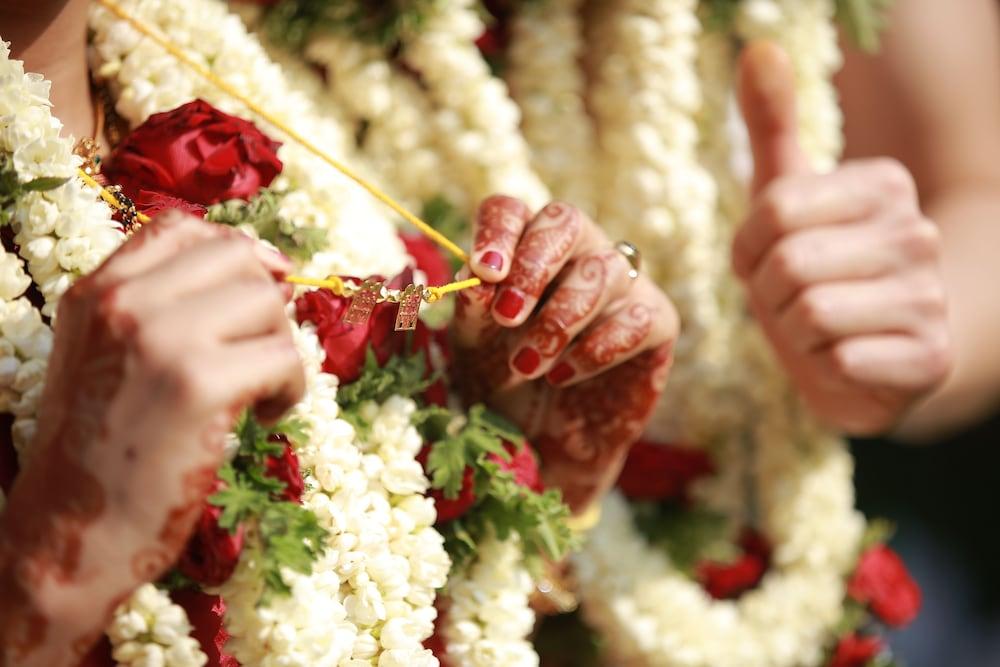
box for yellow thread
[427,277,481,302]
[95,0,471,265]
[77,168,152,224]
[565,503,602,533]
[284,275,347,294]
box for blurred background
[854,417,1000,667]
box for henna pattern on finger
[506,202,581,298]
[517,255,608,361]
[473,196,531,254]
[570,303,653,373]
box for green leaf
[22,176,69,192]
[632,501,733,574]
[336,347,433,410]
[860,518,895,551]
[836,0,894,53]
[205,188,326,262]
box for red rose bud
[617,440,715,501]
[177,481,245,587]
[696,529,770,600]
[475,26,503,57]
[294,278,402,383]
[104,99,282,205]
[848,545,922,627]
[401,232,452,287]
[266,434,304,503]
[170,590,240,667]
[828,633,883,667]
[134,191,207,220]
[489,441,544,493]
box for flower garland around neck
[0,0,577,663]
[566,2,922,667]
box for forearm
[0,470,134,667]
[895,185,1000,441]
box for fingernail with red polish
[547,362,575,385]
[513,347,541,375]
[479,251,504,272]
[495,288,525,320]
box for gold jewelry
[615,240,641,280]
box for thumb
[738,41,812,195]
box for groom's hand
[734,42,952,436]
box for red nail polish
[495,288,525,320]
[513,347,541,375]
[480,251,504,272]
[547,362,575,385]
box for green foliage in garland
[209,413,328,602]
[631,500,735,575]
[334,346,577,575]
[261,0,448,50]
[417,404,578,574]
[205,187,327,262]
[0,153,68,226]
[835,0,894,53]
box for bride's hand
[452,196,678,513]
[734,42,952,435]
[0,213,304,667]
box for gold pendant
[394,284,424,331]
[343,279,382,325]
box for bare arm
[837,0,1000,440]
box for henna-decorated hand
[453,196,678,513]
[0,213,305,667]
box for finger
[452,265,500,348]
[212,333,306,424]
[115,236,290,316]
[493,201,590,327]
[750,213,939,312]
[737,40,811,196]
[777,273,948,353]
[471,195,533,282]
[547,291,676,387]
[509,250,631,379]
[149,280,291,344]
[100,213,292,287]
[825,334,952,392]
[732,160,917,280]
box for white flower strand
[217,324,449,666]
[576,2,865,665]
[107,584,208,667]
[304,34,469,215]
[585,0,728,446]
[442,534,538,667]
[505,0,596,216]
[401,0,549,211]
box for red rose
[418,440,541,523]
[617,440,715,501]
[848,545,922,627]
[134,191,206,219]
[177,481,245,587]
[104,99,282,205]
[696,529,770,600]
[294,279,401,383]
[492,441,544,493]
[401,232,452,287]
[265,434,304,503]
[413,325,452,407]
[171,590,240,667]
[829,633,883,667]
[475,26,504,57]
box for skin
[0,214,305,667]
[735,42,952,437]
[836,0,1000,440]
[454,196,678,512]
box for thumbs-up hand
[733,42,951,436]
